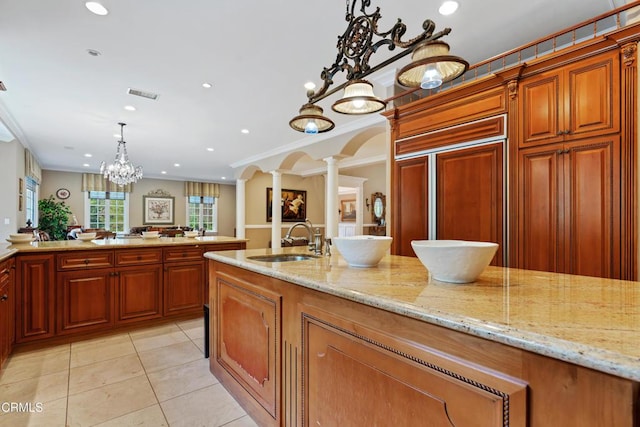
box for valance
[24,149,42,184]
[81,173,134,193]
[184,181,220,198]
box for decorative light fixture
[100,122,143,186]
[289,103,335,134]
[396,41,468,89]
[289,0,467,134]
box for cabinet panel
[116,265,163,323]
[57,268,114,334]
[57,250,114,270]
[115,248,162,266]
[163,262,204,315]
[214,276,280,419]
[16,254,55,342]
[393,157,429,256]
[303,312,526,427]
[520,73,562,146]
[436,142,503,265]
[0,258,15,368]
[163,247,203,262]
[518,147,561,272]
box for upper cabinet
[519,51,620,148]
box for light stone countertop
[0,236,246,261]
[204,247,640,382]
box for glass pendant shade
[289,103,335,134]
[396,41,469,89]
[99,123,143,186]
[331,79,386,115]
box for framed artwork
[18,178,23,195]
[340,199,356,222]
[266,188,307,222]
[18,195,23,212]
[143,195,175,225]
[56,188,70,200]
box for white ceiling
[0,0,619,183]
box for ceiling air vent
[127,88,158,100]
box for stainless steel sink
[247,253,320,262]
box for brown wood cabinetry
[0,258,15,369]
[393,156,429,256]
[519,51,619,148]
[15,254,55,343]
[163,247,204,316]
[518,135,620,277]
[115,249,163,323]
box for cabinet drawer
[57,251,114,270]
[115,249,162,266]
[203,242,246,252]
[163,247,202,262]
[0,258,13,287]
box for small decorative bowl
[142,231,160,239]
[332,235,393,267]
[411,240,499,283]
[6,233,34,243]
[183,231,199,238]
[77,232,97,241]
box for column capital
[270,170,282,177]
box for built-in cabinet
[387,33,636,279]
[11,241,245,345]
[209,260,638,427]
[0,257,15,369]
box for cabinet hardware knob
[564,130,571,134]
[84,259,90,264]
[0,294,7,302]
[137,256,142,260]
[557,131,564,136]
[557,149,563,154]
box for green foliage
[38,196,72,240]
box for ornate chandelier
[100,122,143,185]
[290,0,468,134]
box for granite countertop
[0,236,246,260]
[204,247,640,382]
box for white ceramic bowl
[411,240,499,283]
[6,233,34,243]
[183,230,199,238]
[332,235,393,267]
[76,232,97,241]
[142,231,160,239]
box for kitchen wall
[341,162,386,225]
[0,139,25,240]
[40,170,237,236]
[244,171,325,249]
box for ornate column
[271,170,282,249]
[324,157,339,238]
[235,179,246,239]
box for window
[24,176,39,226]
[187,196,217,232]
[84,191,129,232]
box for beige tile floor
[0,318,258,427]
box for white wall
[0,140,24,241]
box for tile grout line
[65,343,71,427]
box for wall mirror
[371,192,386,225]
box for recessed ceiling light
[86,49,101,57]
[202,83,212,89]
[221,177,226,180]
[304,82,316,90]
[84,153,92,158]
[206,148,215,152]
[124,105,136,111]
[174,163,180,167]
[113,133,120,138]
[241,129,249,134]
[161,171,167,174]
[85,1,109,16]
[439,1,459,15]
[82,163,90,167]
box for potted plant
[38,195,72,241]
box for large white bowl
[411,240,499,283]
[6,233,34,243]
[142,231,160,239]
[332,235,393,267]
[183,230,199,238]
[76,232,97,241]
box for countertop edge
[204,251,640,382]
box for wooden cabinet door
[393,157,429,256]
[565,52,619,141]
[563,136,620,278]
[116,265,163,323]
[57,268,114,334]
[436,142,504,265]
[16,254,55,343]
[0,259,14,368]
[518,145,562,273]
[163,262,204,316]
[519,71,563,147]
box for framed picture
[340,199,356,222]
[18,195,23,212]
[143,195,175,225]
[18,178,23,195]
[266,188,306,222]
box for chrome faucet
[284,219,323,255]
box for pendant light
[331,79,386,115]
[289,103,335,134]
[99,122,143,185]
[396,41,468,89]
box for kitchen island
[205,247,639,427]
[0,236,246,365]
